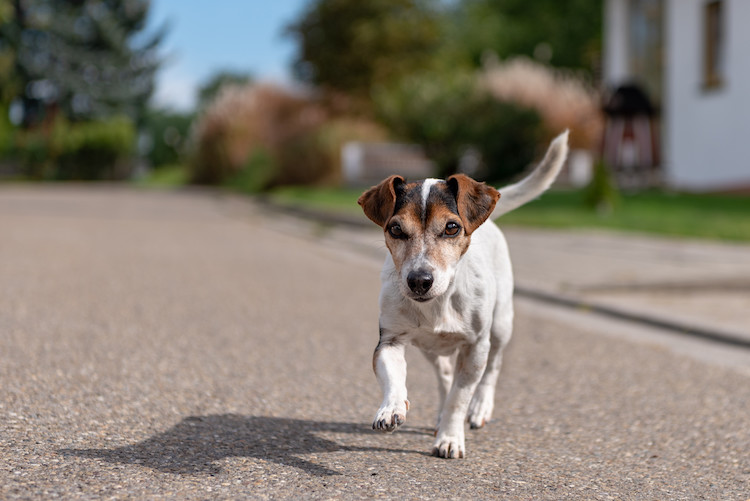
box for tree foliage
[0,0,165,125]
[285,0,442,97]
[448,0,602,75]
[285,0,602,100]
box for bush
[275,118,388,186]
[53,116,135,180]
[224,148,277,193]
[141,109,194,169]
[12,115,136,180]
[480,57,603,150]
[374,69,542,182]
[584,160,621,213]
[189,84,322,187]
[189,83,388,189]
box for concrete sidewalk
[505,227,750,345]
[270,201,750,346]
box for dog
[357,131,569,458]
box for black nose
[407,270,434,295]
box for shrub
[275,117,388,186]
[189,84,324,187]
[374,70,542,182]
[224,148,277,194]
[53,116,135,180]
[11,115,135,180]
[142,109,194,169]
[189,83,388,189]
[480,57,603,150]
[584,160,621,213]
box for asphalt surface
[1,185,749,500]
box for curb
[260,196,750,350]
[515,285,750,349]
[256,195,370,229]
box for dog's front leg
[433,338,489,458]
[372,339,409,432]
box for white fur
[491,130,569,219]
[421,178,441,211]
[371,133,569,459]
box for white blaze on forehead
[421,178,441,212]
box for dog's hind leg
[467,306,513,429]
[420,350,454,432]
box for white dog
[358,131,569,458]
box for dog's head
[358,174,500,302]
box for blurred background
[0,0,748,240]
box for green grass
[270,185,366,212]
[501,190,750,241]
[269,185,750,242]
[135,164,189,188]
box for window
[704,0,724,89]
[627,0,664,106]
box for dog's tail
[490,130,570,219]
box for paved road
[1,186,749,500]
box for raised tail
[490,130,570,219]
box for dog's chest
[408,299,480,354]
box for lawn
[135,165,189,188]
[269,185,750,242]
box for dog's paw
[372,400,409,432]
[431,433,466,459]
[467,385,494,429]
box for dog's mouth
[410,295,434,303]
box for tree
[285,0,442,97]
[449,0,602,76]
[1,0,165,126]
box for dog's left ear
[358,175,405,227]
[447,174,501,235]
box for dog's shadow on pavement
[60,414,428,477]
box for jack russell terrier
[358,131,569,458]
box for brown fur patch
[357,175,405,227]
[446,174,500,234]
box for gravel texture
[1,186,749,500]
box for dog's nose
[407,270,434,295]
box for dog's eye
[388,223,405,238]
[444,222,461,236]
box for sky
[147,0,310,112]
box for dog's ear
[447,174,500,235]
[358,175,405,227]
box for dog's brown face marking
[359,175,500,302]
[385,179,468,280]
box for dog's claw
[372,406,406,432]
[469,418,487,430]
[432,435,466,459]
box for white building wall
[665,0,750,190]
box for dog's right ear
[358,175,405,227]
